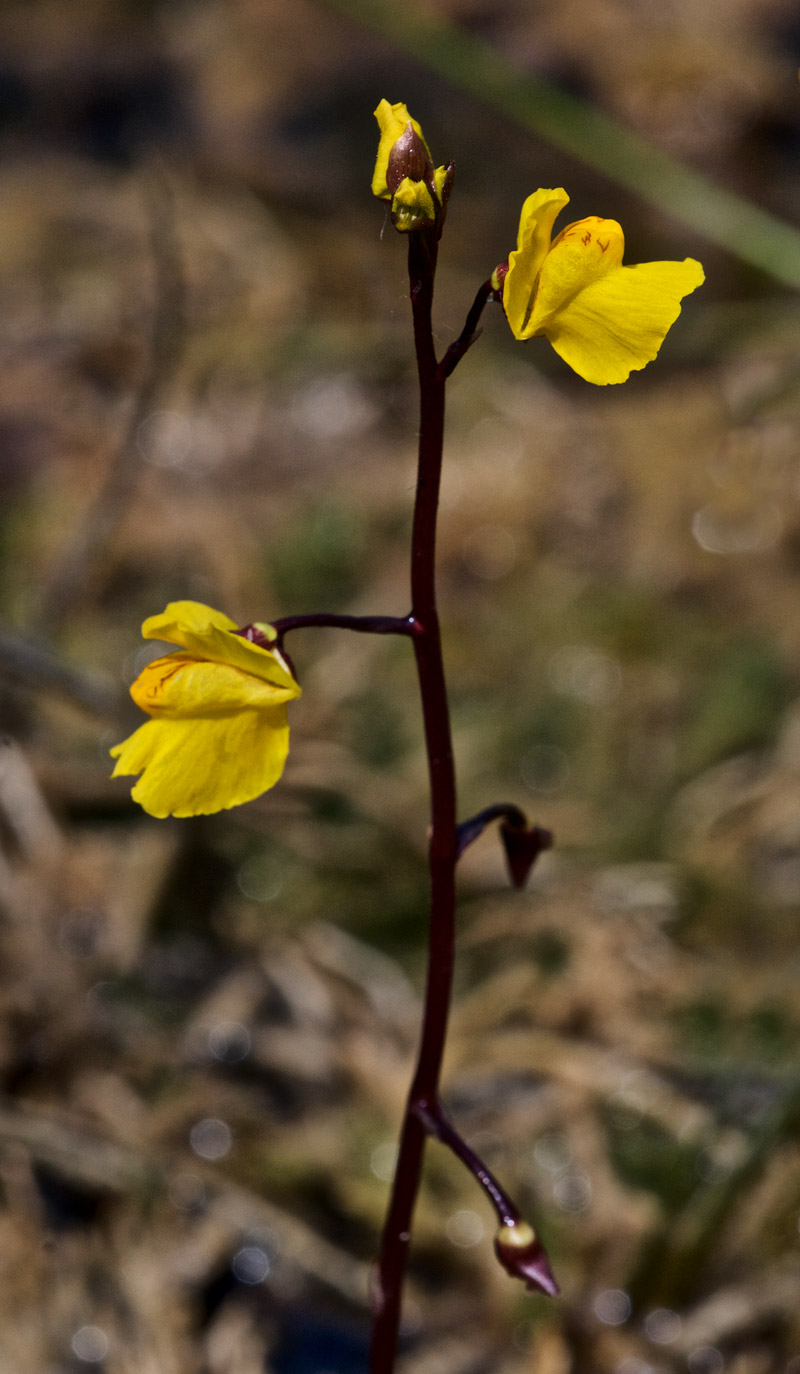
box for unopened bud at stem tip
[491,262,509,296]
[494,1220,560,1297]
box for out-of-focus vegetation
[1,1,800,1371]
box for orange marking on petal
[141,662,186,698]
[597,238,609,253]
[582,231,591,245]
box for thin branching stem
[414,1098,521,1227]
[436,278,494,381]
[270,613,417,640]
[456,801,528,854]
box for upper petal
[129,654,300,717]
[528,216,626,331]
[503,188,570,339]
[142,601,237,643]
[110,705,290,817]
[536,257,705,385]
[141,601,299,696]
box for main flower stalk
[369,231,457,1373]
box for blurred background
[1,0,800,1370]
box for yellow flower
[371,99,452,232]
[501,188,704,385]
[110,601,301,819]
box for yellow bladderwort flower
[498,188,704,385]
[110,601,301,819]
[371,99,453,233]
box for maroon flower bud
[234,622,274,648]
[494,1221,559,1297]
[500,821,553,889]
[490,261,509,297]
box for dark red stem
[256,229,557,1358]
[249,238,555,1361]
[270,613,416,640]
[369,230,457,1373]
[436,278,494,381]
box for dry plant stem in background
[35,166,185,636]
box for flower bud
[372,99,453,234]
[490,261,508,296]
[494,1221,559,1297]
[499,821,553,889]
[236,621,275,647]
